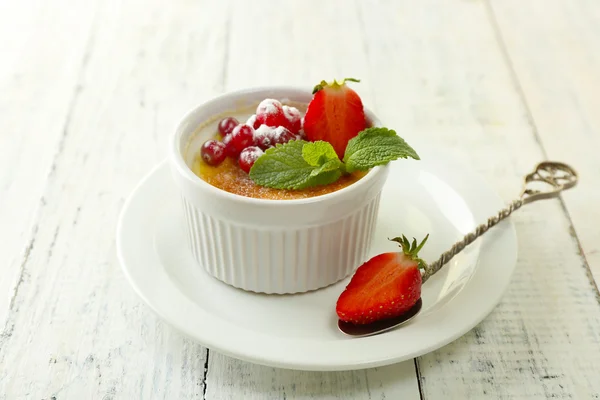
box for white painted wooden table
[2,0,600,398]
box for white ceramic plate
[117,152,517,371]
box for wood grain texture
[1,0,599,398]
[0,0,231,397]
[0,0,98,326]
[418,201,600,399]
[489,0,600,288]
[356,0,600,398]
[206,354,419,400]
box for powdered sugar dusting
[282,105,302,133]
[272,126,290,141]
[246,114,257,126]
[254,124,274,140]
[253,124,296,148]
[253,124,275,149]
[239,146,264,164]
[257,99,282,115]
[282,105,301,122]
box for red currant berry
[246,114,261,130]
[271,126,296,145]
[282,105,302,133]
[254,125,275,150]
[255,99,287,127]
[200,139,227,166]
[222,133,235,157]
[218,117,239,136]
[228,124,256,156]
[238,146,264,173]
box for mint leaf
[249,141,316,189]
[343,127,420,173]
[249,127,420,190]
[249,140,344,190]
[302,141,339,166]
[310,158,344,177]
[307,169,342,187]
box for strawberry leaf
[389,234,429,271]
[312,77,361,94]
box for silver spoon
[338,161,578,337]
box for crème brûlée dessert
[190,99,367,200]
[194,157,366,200]
[172,78,421,295]
[188,78,417,200]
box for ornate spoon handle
[421,161,578,283]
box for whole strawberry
[336,235,429,325]
[303,78,366,159]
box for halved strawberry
[336,235,429,325]
[303,78,366,159]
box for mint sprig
[249,140,342,190]
[249,127,419,190]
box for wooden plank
[2,0,599,397]
[0,0,230,397]
[489,0,600,288]
[206,354,420,400]
[0,0,98,325]
[417,205,600,398]
[353,0,600,397]
[203,1,420,398]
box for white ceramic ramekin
[169,87,389,294]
